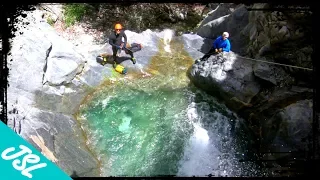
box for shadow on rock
[70,171,79,178]
[187,50,314,176]
[96,54,132,66]
[199,38,214,54]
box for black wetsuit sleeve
[109,34,117,47]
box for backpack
[126,43,143,53]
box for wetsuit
[200,35,231,61]
[108,30,134,63]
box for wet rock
[7,8,180,177]
[30,111,99,176]
[196,4,249,55]
[253,62,277,85]
[180,33,212,59]
[197,3,236,29]
[7,9,101,176]
[189,52,260,111]
[263,99,313,152]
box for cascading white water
[79,81,261,177]
[77,30,261,177]
[177,92,260,177]
[163,29,173,53]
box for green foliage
[66,3,204,34]
[63,3,91,27]
[47,16,55,26]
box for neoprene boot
[131,57,136,64]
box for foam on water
[176,93,259,177]
[177,121,218,177]
[77,35,262,176]
[163,29,173,53]
[118,116,132,132]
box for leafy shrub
[63,3,91,27]
[47,16,55,26]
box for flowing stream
[76,33,262,177]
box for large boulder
[197,3,237,29]
[189,52,261,111]
[7,9,100,176]
[43,32,86,86]
[245,85,313,142]
[267,99,313,152]
[180,33,213,59]
[184,33,313,161]
[241,3,313,79]
[196,2,312,83]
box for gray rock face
[197,3,236,30]
[44,34,86,86]
[6,4,313,176]
[189,52,260,105]
[8,26,52,92]
[196,4,249,55]
[25,111,99,177]
[242,3,312,72]
[180,33,212,59]
[184,31,313,160]
[263,99,313,152]
[253,62,277,85]
[196,14,230,39]
[6,8,167,177]
[7,9,100,177]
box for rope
[109,44,313,71]
[185,45,313,71]
[235,55,313,71]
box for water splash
[177,121,218,177]
[176,94,260,177]
[77,37,261,177]
[163,29,174,53]
[137,63,152,77]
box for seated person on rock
[197,32,231,62]
[108,23,136,68]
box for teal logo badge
[0,121,72,180]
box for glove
[215,49,219,53]
[219,48,223,52]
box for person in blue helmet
[197,32,231,62]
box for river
[76,35,262,177]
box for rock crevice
[42,43,52,85]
